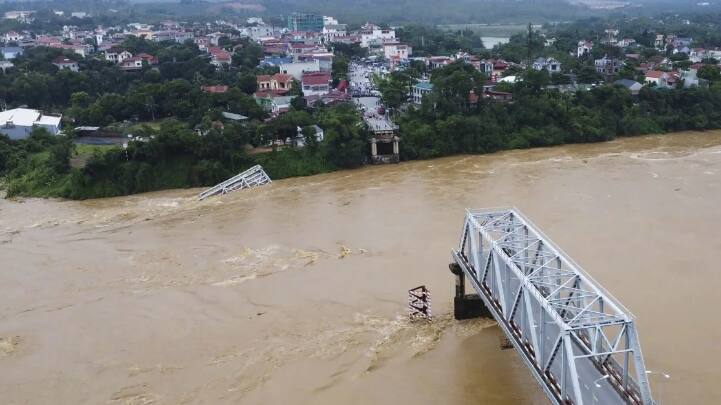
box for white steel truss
[451,208,654,405]
[198,165,271,200]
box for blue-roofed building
[1,47,23,60]
[259,56,293,68]
[412,81,433,104]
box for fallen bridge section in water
[451,208,654,405]
[198,165,271,201]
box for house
[254,92,295,114]
[0,47,23,60]
[105,48,133,63]
[428,56,452,69]
[644,70,673,88]
[301,71,332,96]
[4,31,21,43]
[412,81,433,104]
[595,56,624,76]
[532,57,561,74]
[208,47,232,67]
[0,108,62,140]
[256,73,294,93]
[136,53,159,65]
[279,60,321,80]
[119,57,144,71]
[53,57,79,72]
[577,41,593,58]
[614,79,643,95]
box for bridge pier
[449,263,492,320]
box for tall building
[287,13,323,32]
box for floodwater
[2,131,721,404]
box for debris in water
[339,246,352,259]
[0,336,20,357]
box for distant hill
[258,0,591,24]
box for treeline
[1,104,369,199]
[397,62,721,160]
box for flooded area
[2,131,721,404]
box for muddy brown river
[2,131,721,404]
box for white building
[323,16,339,27]
[532,57,561,74]
[577,41,593,58]
[105,48,133,63]
[4,31,22,42]
[383,43,411,61]
[361,28,395,48]
[0,108,62,140]
[279,60,321,80]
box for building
[287,13,324,32]
[0,47,23,60]
[577,41,593,58]
[105,48,133,63]
[532,57,561,74]
[279,60,321,80]
[256,73,294,93]
[360,27,395,48]
[3,11,34,23]
[681,69,708,88]
[53,57,79,72]
[4,31,22,43]
[412,81,433,104]
[595,56,624,76]
[208,47,232,67]
[201,85,229,94]
[301,71,332,96]
[614,79,643,95]
[644,70,673,88]
[383,43,411,61]
[0,108,62,140]
[322,24,347,43]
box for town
[2,6,721,198]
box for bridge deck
[452,208,654,405]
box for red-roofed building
[644,70,677,88]
[136,53,159,65]
[52,56,79,72]
[208,47,232,67]
[201,85,229,94]
[301,71,332,96]
[257,73,294,93]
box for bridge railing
[452,208,654,405]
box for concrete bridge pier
[449,263,492,320]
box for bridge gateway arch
[450,208,654,405]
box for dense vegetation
[1,104,368,199]
[392,62,721,160]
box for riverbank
[3,128,718,201]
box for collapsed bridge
[451,208,654,405]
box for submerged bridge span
[451,208,654,405]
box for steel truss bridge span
[451,208,654,405]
